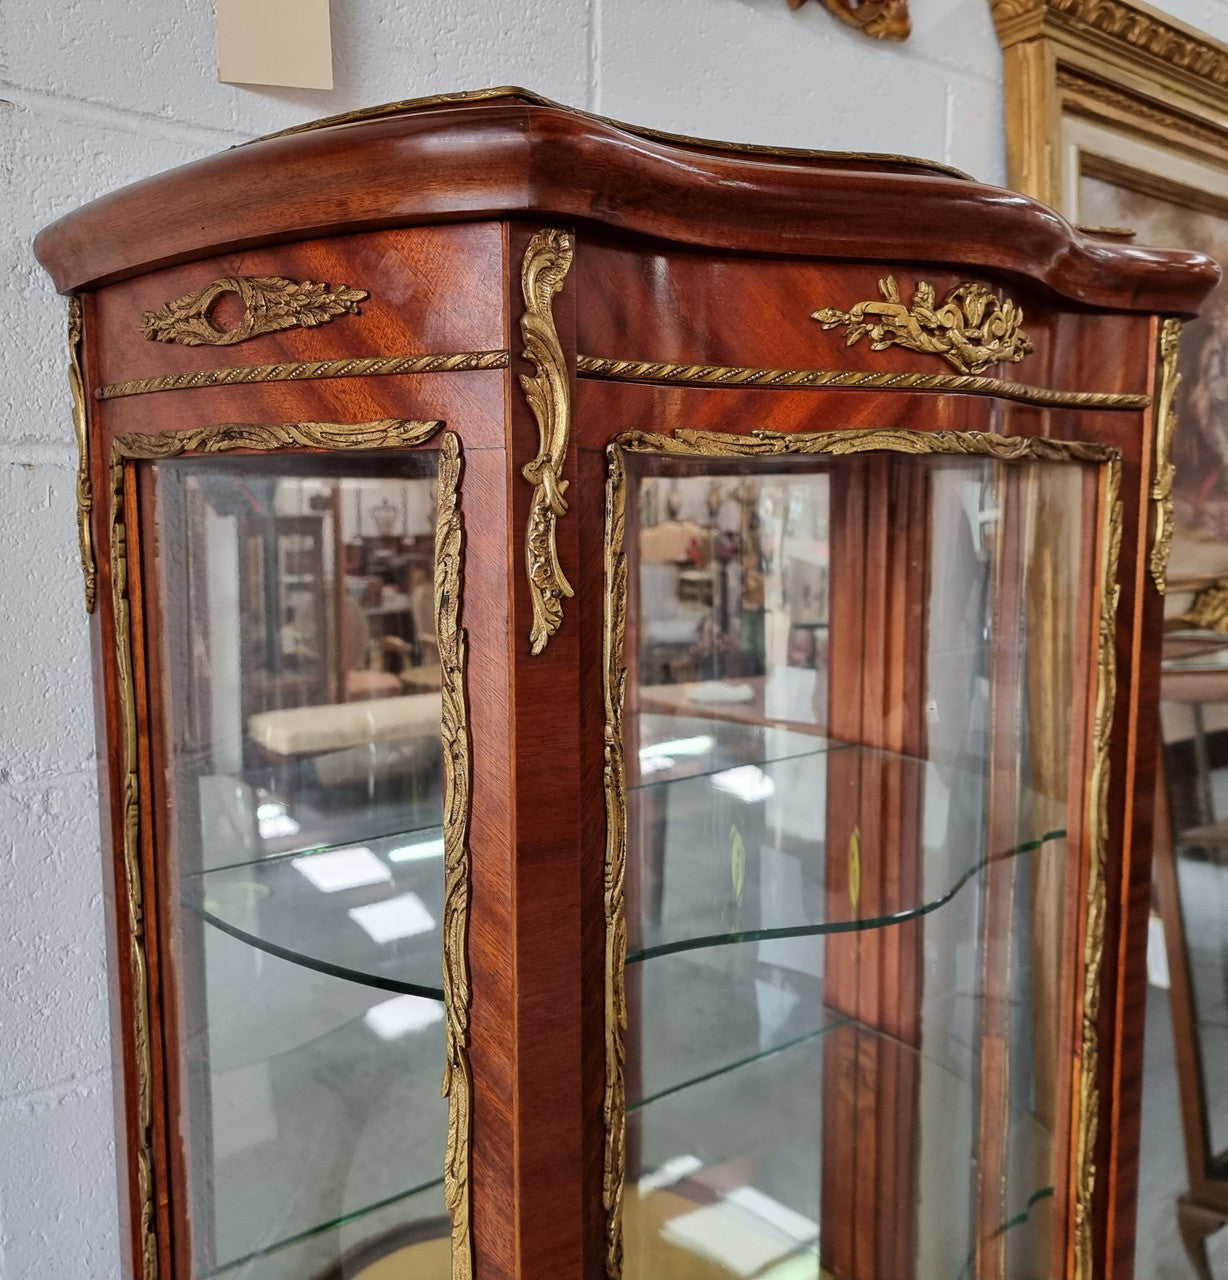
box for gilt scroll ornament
[790,0,911,40]
[68,297,96,612]
[520,229,575,655]
[139,275,368,346]
[1150,318,1182,593]
[813,276,1033,375]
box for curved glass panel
[152,452,449,1278]
[618,446,1101,1280]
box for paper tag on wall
[217,0,333,90]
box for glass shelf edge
[185,902,447,1002]
[200,1175,446,1278]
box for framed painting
[993,0,1228,606]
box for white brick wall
[1,1,1223,1276]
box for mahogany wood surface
[91,224,506,390]
[42,93,1220,1280]
[35,97,1216,315]
[574,239,1155,398]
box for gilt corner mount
[520,228,575,656]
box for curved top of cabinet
[34,85,1218,314]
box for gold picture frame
[993,0,1228,602]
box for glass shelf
[193,936,448,1278]
[191,761,446,877]
[183,829,448,1001]
[203,1177,446,1280]
[628,734,1068,962]
[624,1013,1054,1280]
[633,711,846,791]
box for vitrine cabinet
[34,88,1218,1280]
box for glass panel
[1176,848,1228,1158]
[153,453,448,1278]
[1159,668,1228,1162]
[620,449,1098,1279]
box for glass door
[607,435,1110,1280]
[150,448,453,1280]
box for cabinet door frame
[105,419,474,1280]
[599,425,1122,1280]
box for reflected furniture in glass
[1155,639,1228,1278]
[33,90,1217,1280]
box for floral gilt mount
[813,275,1033,375]
[139,275,368,347]
[790,0,911,41]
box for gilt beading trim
[1150,319,1183,593]
[436,432,474,1280]
[68,297,96,612]
[602,444,629,1280]
[139,275,367,347]
[577,355,1149,410]
[96,350,509,401]
[519,229,575,655]
[1074,451,1122,1280]
[108,450,158,1279]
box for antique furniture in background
[34,88,1216,1280]
[1154,642,1228,1277]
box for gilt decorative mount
[520,229,575,656]
[813,276,1033,375]
[139,275,368,346]
[790,0,910,41]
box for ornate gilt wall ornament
[602,425,1120,1280]
[109,416,464,1279]
[96,350,509,401]
[1075,453,1123,1280]
[1150,318,1183,593]
[139,276,368,347]
[576,356,1147,410]
[790,0,911,41]
[520,229,575,655]
[813,276,1034,375]
[68,297,96,612]
[435,431,474,1280]
[603,445,630,1280]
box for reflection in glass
[621,450,1097,1280]
[1153,657,1228,1278]
[153,453,448,1279]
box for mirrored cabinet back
[33,87,1219,1280]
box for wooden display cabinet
[34,88,1217,1280]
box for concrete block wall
[1,0,1224,1275]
